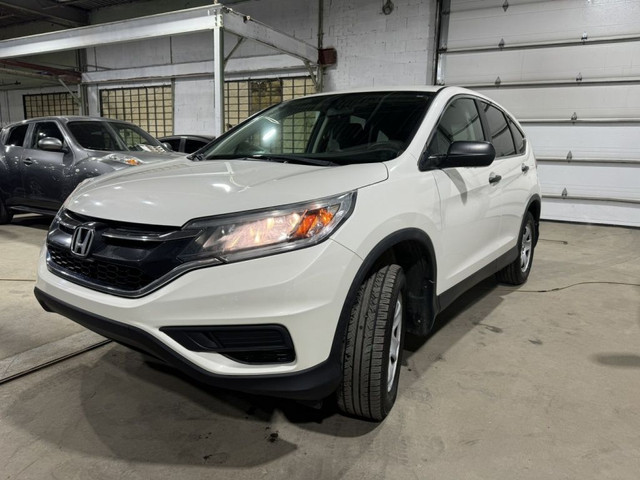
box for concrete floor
[1,215,639,479]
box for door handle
[23,157,33,166]
[521,163,530,173]
[489,173,502,185]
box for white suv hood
[65,158,389,226]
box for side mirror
[161,142,173,151]
[420,141,495,171]
[38,137,65,152]
[441,141,495,168]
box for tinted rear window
[481,102,516,157]
[6,125,28,146]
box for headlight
[178,191,356,263]
[100,153,142,166]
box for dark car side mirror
[38,137,65,152]
[419,141,496,171]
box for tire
[0,196,13,225]
[337,264,406,421]
[496,211,536,285]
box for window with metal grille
[23,92,78,119]
[224,77,316,131]
[100,86,173,138]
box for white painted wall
[0,85,80,126]
[0,91,10,126]
[173,78,216,134]
[84,0,434,134]
[323,0,435,90]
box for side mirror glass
[38,137,64,152]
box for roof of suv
[3,116,138,128]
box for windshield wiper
[188,153,338,166]
[245,154,338,167]
[187,152,205,161]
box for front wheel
[337,264,406,421]
[496,211,536,285]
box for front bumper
[34,288,342,400]
[35,239,362,400]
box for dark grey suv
[0,116,180,223]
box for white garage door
[437,0,640,227]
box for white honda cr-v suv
[35,86,541,420]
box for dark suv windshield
[67,121,166,152]
[202,91,435,165]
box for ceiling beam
[0,0,88,28]
[223,10,318,65]
[0,66,65,83]
[0,59,81,81]
[0,5,317,65]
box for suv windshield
[201,91,435,165]
[67,120,166,153]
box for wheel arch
[331,229,439,362]
[526,194,542,245]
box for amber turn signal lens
[295,208,335,238]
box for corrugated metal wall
[437,0,640,227]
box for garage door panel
[541,199,640,227]
[442,0,640,226]
[523,125,640,160]
[445,42,640,85]
[448,0,640,50]
[474,85,640,120]
[538,163,640,199]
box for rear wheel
[0,196,13,225]
[496,211,536,285]
[337,264,405,421]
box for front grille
[48,245,152,291]
[161,325,296,364]
[46,209,200,296]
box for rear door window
[479,102,516,158]
[6,124,28,146]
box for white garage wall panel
[447,0,640,49]
[439,0,640,227]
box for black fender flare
[525,193,542,245]
[329,228,439,362]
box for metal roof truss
[0,4,320,135]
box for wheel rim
[387,297,403,392]
[520,223,533,273]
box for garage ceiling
[0,0,249,29]
[0,0,131,28]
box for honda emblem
[70,225,95,257]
